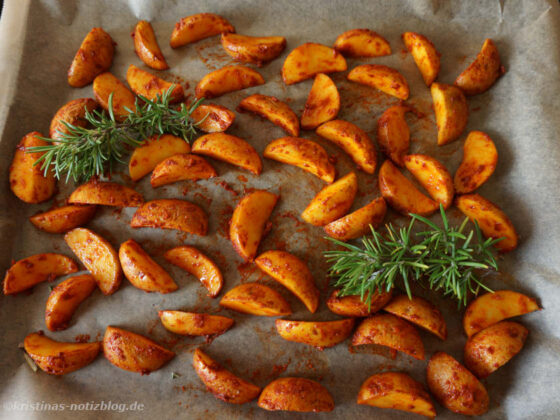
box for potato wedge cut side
[334,29,391,57]
[68,27,114,87]
[275,319,355,349]
[301,73,340,130]
[93,72,136,119]
[258,377,334,412]
[126,64,183,102]
[221,33,286,65]
[454,131,498,193]
[348,64,409,100]
[131,199,208,236]
[404,154,454,209]
[238,94,299,136]
[430,82,468,146]
[282,42,347,85]
[30,205,97,234]
[327,289,393,317]
[133,20,168,70]
[384,295,447,340]
[402,32,440,86]
[50,98,99,143]
[191,103,235,133]
[455,39,504,95]
[170,13,234,48]
[220,283,292,316]
[159,311,233,336]
[151,154,217,187]
[68,180,143,207]
[195,65,265,99]
[377,105,410,167]
[324,197,387,241]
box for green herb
[324,205,502,307]
[171,372,180,379]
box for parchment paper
[0,0,559,419]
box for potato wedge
[403,154,454,209]
[132,20,168,70]
[463,290,540,337]
[255,250,320,313]
[195,65,265,99]
[238,94,299,136]
[192,133,262,175]
[119,239,177,294]
[316,120,376,174]
[221,33,286,66]
[334,28,391,57]
[379,160,438,217]
[352,313,425,360]
[126,64,183,102]
[64,227,122,295]
[164,246,223,297]
[427,352,489,416]
[357,372,436,418]
[430,82,468,146]
[263,137,335,183]
[324,197,387,241]
[402,32,440,86]
[275,319,355,349]
[29,205,97,234]
[454,131,498,193]
[128,134,191,181]
[191,103,235,133]
[230,190,278,262]
[193,348,260,404]
[103,326,174,374]
[301,172,358,226]
[68,180,143,207]
[384,295,447,340]
[377,105,410,167]
[282,43,347,85]
[455,39,504,95]
[170,13,234,48]
[9,132,56,204]
[258,377,334,412]
[68,27,114,87]
[159,311,233,336]
[24,332,101,375]
[3,253,78,295]
[327,288,393,317]
[151,154,217,187]
[131,199,208,236]
[49,98,98,143]
[93,72,136,119]
[348,64,409,100]
[455,193,518,252]
[219,283,292,316]
[45,274,97,331]
[300,73,340,130]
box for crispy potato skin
[377,105,410,167]
[159,311,233,336]
[402,32,440,86]
[68,28,114,87]
[327,288,393,317]
[334,29,391,57]
[275,319,355,349]
[430,82,468,145]
[193,348,260,404]
[131,199,208,236]
[45,274,96,331]
[324,197,387,241]
[3,253,78,295]
[301,73,340,130]
[151,154,217,187]
[255,250,320,313]
[454,131,498,193]
[455,39,504,95]
[126,64,183,102]
[221,33,286,65]
[132,20,168,70]
[463,290,540,337]
[195,65,264,99]
[357,372,436,418]
[170,13,234,48]
[191,103,235,133]
[24,332,101,375]
[50,98,98,143]
[69,180,143,207]
[384,295,447,340]
[427,352,489,416]
[282,42,347,85]
[238,94,299,136]
[219,283,292,316]
[103,326,175,374]
[348,64,409,100]
[404,154,454,209]
[302,172,358,226]
[258,377,334,412]
[93,72,136,119]
[30,205,96,234]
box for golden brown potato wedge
[238,94,299,136]
[50,98,98,143]
[64,227,122,295]
[159,311,233,336]
[191,103,235,133]
[384,295,447,340]
[430,82,468,146]
[45,274,97,331]
[301,172,358,226]
[3,253,78,295]
[255,250,320,313]
[282,43,347,85]
[300,73,340,130]
[455,39,504,95]
[195,65,264,99]
[463,290,540,337]
[119,239,178,294]
[132,20,168,70]
[230,190,278,262]
[454,131,498,194]
[192,133,262,175]
[170,13,234,48]
[455,194,518,252]
[29,205,97,234]
[402,32,440,86]
[164,246,223,297]
[352,313,425,360]
[131,199,208,236]
[427,352,489,416]
[275,319,355,349]
[93,72,136,119]
[221,33,286,66]
[24,332,101,375]
[327,288,393,317]
[357,372,436,418]
[220,283,292,316]
[68,180,143,207]
[9,132,56,204]
[324,197,387,241]
[334,29,391,57]
[193,348,260,404]
[348,64,409,100]
[263,137,335,183]
[377,105,410,167]
[68,27,114,87]
[258,377,334,412]
[103,326,175,374]
[126,64,183,102]
[403,154,454,209]
[151,154,217,187]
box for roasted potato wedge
[3,253,78,295]
[301,172,358,226]
[348,64,409,100]
[324,197,387,241]
[402,32,440,86]
[93,72,136,119]
[377,105,410,167]
[132,20,168,70]
[258,377,334,412]
[327,288,393,317]
[352,313,425,360]
[159,311,233,337]
[50,98,98,143]
[454,131,498,193]
[195,65,265,99]
[221,33,286,65]
[24,332,101,375]
[170,13,234,48]
[220,283,292,316]
[334,28,391,57]
[126,64,183,102]
[275,318,355,349]
[131,199,208,236]
[282,43,347,85]
[255,250,320,313]
[151,154,217,187]
[103,326,174,374]
[384,295,447,340]
[192,133,262,175]
[238,94,299,136]
[29,205,97,234]
[404,154,454,209]
[427,352,489,416]
[191,103,235,133]
[119,239,178,294]
[45,274,97,331]
[301,73,340,130]
[357,372,436,418]
[193,348,260,404]
[68,180,143,207]
[430,82,468,146]
[230,190,278,262]
[68,27,114,87]
[455,39,504,95]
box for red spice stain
[236,261,259,283]
[74,334,90,343]
[237,175,248,183]
[215,180,238,196]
